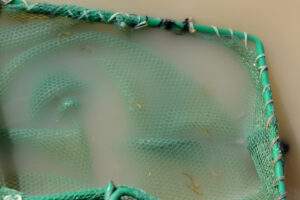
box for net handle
[1,1,286,199]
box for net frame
[0,0,286,199]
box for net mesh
[0,3,281,200]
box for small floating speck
[182,172,202,196]
[236,112,245,120]
[113,165,122,174]
[203,129,211,137]
[210,170,222,177]
[57,32,72,43]
[201,88,213,95]
[136,103,142,109]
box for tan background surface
[30,0,300,198]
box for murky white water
[0,13,260,199]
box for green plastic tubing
[2,0,286,199]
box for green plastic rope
[21,183,158,200]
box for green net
[0,1,286,200]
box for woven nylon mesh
[0,5,279,200]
